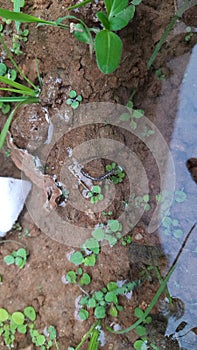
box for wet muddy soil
[0,0,197,349]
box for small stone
[134,233,143,240]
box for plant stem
[0,34,38,91]
[0,101,23,149]
[107,222,196,334]
[74,321,101,350]
[0,96,39,103]
[147,0,193,69]
[66,0,93,11]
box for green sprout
[0,306,59,349]
[185,26,193,42]
[120,100,144,130]
[4,248,28,269]
[87,185,103,204]
[78,280,140,321]
[155,68,166,80]
[64,269,91,286]
[106,162,125,184]
[66,90,82,109]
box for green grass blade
[0,76,36,95]
[66,0,93,11]
[107,263,177,334]
[13,0,22,33]
[0,96,39,149]
[0,8,56,25]
[0,34,39,91]
[147,0,192,69]
[0,102,22,149]
[0,87,36,95]
[0,96,39,102]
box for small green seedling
[121,234,132,246]
[4,248,28,269]
[64,268,91,286]
[140,126,155,138]
[162,216,183,238]
[106,162,125,184]
[155,68,166,80]
[78,280,140,321]
[12,28,29,55]
[133,307,160,350]
[66,90,82,109]
[185,26,193,42]
[0,61,17,114]
[87,185,103,204]
[156,189,187,239]
[130,193,151,212]
[0,306,59,349]
[120,100,144,130]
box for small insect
[81,168,116,182]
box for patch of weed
[66,90,82,109]
[87,185,103,204]
[78,280,140,321]
[4,247,28,269]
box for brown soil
[0,1,197,349]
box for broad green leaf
[132,109,144,118]
[69,90,77,98]
[17,324,27,334]
[92,227,105,241]
[66,271,77,283]
[109,5,135,31]
[79,273,91,286]
[84,254,96,266]
[24,306,36,321]
[107,281,117,291]
[104,0,113,14]
[11,311,25,325]
[120,112,131,121]
[94,306,106,319]
[108,0,128,17]
[108,219,121,232]
[16,248,27,258]
[105,291,118,304]
[162,216,172,228]
[109,305,118,317]
[97,11,110,29]
[174,190,187,203]
[35,334,45,346]
[173,229,183,238]
[73,23,91,44]
[47,325,57,340]
[134,339,148,350]
[0,8,56,25]
[94,291,104,301]
[70,251,84,265]
[0,63,7,75]
[95,30,122,74]
[79,309,89,320]
[4,255,15,265]
[134,307,144,319]
[0,308,9,322]
[84,237,100,254]
[87,298,96,308]
[136,325,147,336]
[104,234,117,246]
[15,256,24,268]
[92,185,101,194]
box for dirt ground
[0,0,197,349]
